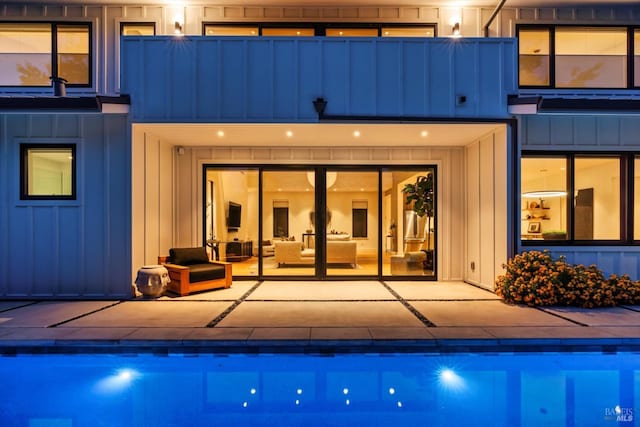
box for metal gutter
[483,0,508,37]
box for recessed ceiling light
[217,130,225,137]
[286,130,293,138]
[353,130,360,138]
[421,130,429,137]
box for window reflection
[555,27,627,88]
[518,28,550,86]
[0,23,51,86]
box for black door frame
[202,164,437,281]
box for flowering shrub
[495,250,640,307]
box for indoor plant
[402,173,435,269]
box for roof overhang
[0,95,130,114]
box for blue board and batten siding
[121,37,516,121]
[0,114,131,298]
[521,114,640,279]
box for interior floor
[227,251,434,277]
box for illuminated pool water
[0,352,637,426]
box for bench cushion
[170,247,209,266]
[188,263,226,282]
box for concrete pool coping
[1,280,640,354]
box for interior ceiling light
[307,171,337,188]
[522,190,567,198]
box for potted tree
[402,173,435,270]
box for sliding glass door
[261,169,316,277]
[382,169,436,278]
[325,170,379,277]
[204,165,436,279]
[204,168,259,277]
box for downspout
[483,0,507,37]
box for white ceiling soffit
[140,123,504,148]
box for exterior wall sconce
[174,15,184,35]
[313,97,327,117]
[452,22,461,37]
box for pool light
[95,368,139,394]
[437,367,465,391]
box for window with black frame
[352,201,368,238]
[521,155,623,242]
[518,25,632,89]
[0,22,91,87]
[121,23,155,36]
[20,144,76,200]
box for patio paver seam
[0,301,39,313]
[537,307,589,326]
[380,281,436,327]
[206,281,262,327]
[48,301,125,328]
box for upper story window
[381,27,435,38]
[326,28,378,37]
[0,22,91,87]
[635,29,640,87]
[20,144,76,200]
[262,28,315,37]
[204,25,259,36]
[203,23,436,38]
[518,25,636,89]
[121,23,155,36]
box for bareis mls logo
[604,405,633,422]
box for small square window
[20,144,76,200]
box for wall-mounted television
[227,201,241,230]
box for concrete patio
[1,281,640,353]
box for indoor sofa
[158,247,232,296]
[274,241,315,266]
[274,239,357,267]
[327,240,357,266]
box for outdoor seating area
[158,247,232,296]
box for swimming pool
[0,351,637,426]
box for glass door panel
[326,171,379,277]
[382,169,436,278]
[205,168,259,277]
[262,170,316,277]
